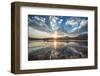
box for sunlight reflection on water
[54,40,57,49]
[28,40,88,60]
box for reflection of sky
[28,15,88,38]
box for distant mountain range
[29,32,87,41]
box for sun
[53,31,57,39]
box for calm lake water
[28,40,88,61]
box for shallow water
[28,40,88,61]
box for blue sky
[28,15,88,38]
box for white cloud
[65,17,88,33]
[49,16,59,31]
[72,19,87,32]
[65,18,80,27]
[28,26,51,38]
[58,19,63,24]
[34,16,46,23]
[33,16,51,31]
[34,16,40,21]
[79,19,88,28]
[70,27,79,33]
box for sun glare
[53,31,57,38]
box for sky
[28,15,88,38]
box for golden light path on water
[53,31,57,49]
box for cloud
[29,16,51,32]
[79,19,88,28]
[70,27,80,33]
[34,16,40,21]
[34,16,46,22]
[58,19,63,24]
[65,17,80,27]
[28,15,88,38]
[49,16,59,31]
[65,17,88,33]
[28,26,52,38]
[29,26,64,38]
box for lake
[28,40,88,61]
